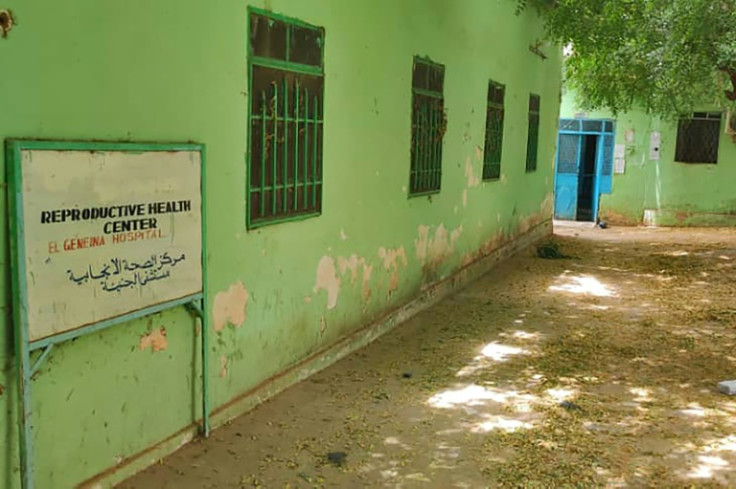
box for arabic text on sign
[66,252,186,293]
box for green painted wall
[562,91,736,226]
[0,1,561,487]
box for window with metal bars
[410,57,445,196]
[525,94,541,173]
[482,80,505,180]
[675,112,721,164]
[247,10,325,228]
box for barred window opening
[525,94,540,173]
[247,11,325,228]
[410,57,445,196]
[675,112,721,164]
[483,80,505,180]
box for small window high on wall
[482,81,505,180]
[675,112,721,164]
[410,57,445,196]
[525,94,541,172]
[247,10,325,228]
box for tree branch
[720,66,736,101]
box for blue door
[554,134,581,220]
[598,133,614,195]
[555,119,615,222]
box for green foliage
[517,0,736,118]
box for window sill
[408,189,441,199]
[247,211,321,230]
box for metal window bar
[482,81,505,180]
[559,119,580,131]
[249,68,324,227]
[411,93,439,193]
[602,134,614,175]
[483,108,504,180]
[410,93,444,194]
[434,101,442,189]
[559,118,615,135]
[312,94,320,208]
[557,134,580,174]
[675,113,721,164]
[410,58,444,196]
[526,95,541,172]
[247,10,324,228]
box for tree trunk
[721,67,736,101]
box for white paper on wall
[649,131,661,161]
[614,144,626,174]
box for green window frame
[247,9,325,229]
[410,57,445,196]
[483,80,505,180]
[525,94,541,173]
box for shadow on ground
[120,225,736,488]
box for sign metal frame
[6,139,210,489]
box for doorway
[553,118,615,222]
[576,135,598,222]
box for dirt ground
[120,223,736,488]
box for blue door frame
[554,119,615,221]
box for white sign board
[649,131,661,161]
[614,144,626,174]
[16,147,203,342]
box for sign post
[6,140,209,489]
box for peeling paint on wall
[415,224,463,272]
[431,225,461,264]
[540,192,555,217]
[428,224,450,265]
[219,355,228,378]
[450,227,463,247]
[362,263,374,302]
[338,254,363,285]
[465,157,481,188]
[378,247,408,295]
[139,327,168,352]
[387,272,399,293]
[213,281,250,332]
[415,225,431,262]
[462,232,504,267]
[316,252,379,306]
[314,256,341,309]
[378,247,408,271]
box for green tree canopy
[517,0,736,118]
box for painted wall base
[79,219,552,489]
[642,209,736,227]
